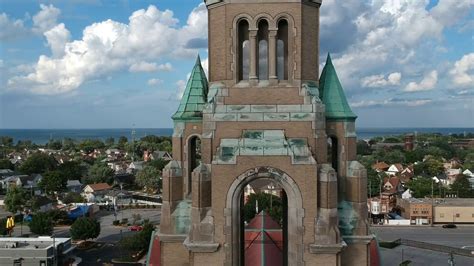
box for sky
[0,0,473,129]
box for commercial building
[433,198,474,224]
[398,198,433,225]
[0,237,74,266]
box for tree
[47,140,62,150]
[118,136,128,149]
[79,139,105,154]
[415,158,444,177]
[70,217,101,241]
[63,192,85,204]
[463,153,474,170]
[39,171,67,194]
[105,137,115,147]
[407,177,438,198]
[148,158,168,172]
[367,168,383,197]
[87,163,114,184]
[243,192,282,223]
[57,161,84,180]
[0,159,14,170]
[19,153,57,175]
[28,212,53,235]
[450,175,474,198]
[1,136,14,147]
[4,187,27,213]
[383,150,406,164]
[120,220,154,257]
[62,138,76,151]
[136,166,162,193]
[357,140,371,156]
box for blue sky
[0,0,473,129]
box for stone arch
[253,13,275,29]
[232,14,254,83]
[224,167,304,266]
[274,13,296,82]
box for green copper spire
[319,54,357,121]
[172,55,209,121]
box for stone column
[249,30,258,83]
[160,161,183,234]
[268,30,278,84]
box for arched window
[327,136,338,172]
[277,19,289,80]
[188,136,201,195]
[257,19,269,80]
[238,20,250,81]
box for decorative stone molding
[309,242,346,254]
[342,235,374,245]
[223,167,305,266]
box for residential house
[400,165,414,185]
[66,180,83,193]
[104,189,132,205]
[445,168,462,185]
[127,161,145,173]
[372,162,389,173]
[151,151,172,161]
[385,164,404,176]
[401,189,413,199]
[464,169,474,189]
[113,173,135,188]
[382,176,403,195]
[82,183,112,203]
[19,174,43,195]
[33,196,55,212]
[105,149,121,156]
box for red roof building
[244,211,283,266]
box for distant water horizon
[0,127,473,145]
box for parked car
[442,224,457,228]
[129,225,143,231]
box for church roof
[319,54,357,121]
[172,55,208,121]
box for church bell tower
[152,0,373,265]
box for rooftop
[0,237,71,250]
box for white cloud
[450,53,474,88]
[430,0,472,27]
[0,13,28,41]
[404,70,438,92]
[147,78,163,86]
[176,79,188,99]
[8,4,208,95]
[361,72,401,88]
[32,4,61,34]
[325,0,472,94]
[129,62,173,72]
[352,98,432,108]
[44,23,71,58]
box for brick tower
[151,0,372,265]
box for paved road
[371,226,474,266]
[370,226,474,248]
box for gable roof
[85,183,111,191]
[319,54,357,122]
[372,162,390,171]
[172,55,208,122]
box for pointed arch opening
[238,19,250,81]
[327,136,338,172]
[277,19,289,81]
[187,135,201,196]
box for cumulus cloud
[352,98,432,108]
[361,72,401,88]
[147,78,163,86]
[325,0,471,95]
[450,53,474,88]
[430,0,472,27]
[8,4,208,95]
[129,62,173,72]
[404,70,438,92]
[0,13,28,41]
[44,23,71,58]
[32,4,61,34]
